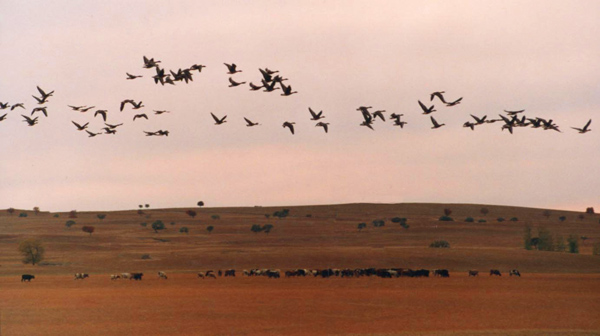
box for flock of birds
[0,56,593,137]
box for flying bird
[120,99,143,111]
[22,115,38,126]
[228,77,246,87]
[72,121,89,131]
[470,114,487,125]
[571,119,592,134]
[94,110,107,122]
[445,97,463,107]
[189,64,206,72]
[153,110,171,115]
[504,109,525,116]
[36,86,54,100]
[309,107,325,120]
[418,101,436,114]
[79,106,95,112]
[430,91,447,103]
[430,116,445,129]
[244,117,260,127]
[390,113,407,128]
[463,121,475,130]
[262,79,279,92]
[0,102,9,109]
[360,120,374,130]
[31,107,48,117]
[372,110,386,122]
[315,122,329,133]
[102,128,117,135]
[126,73,143,80]
[133,114,148,121]
[211,113,227,125]
[104,122,123,129]
[280,83,297,96]
[68,105,86,111]
[143,56,161,68]
[86,130,101,137]
[283,121,295,134]
[224,63,242,74]
[249,82,264,91]
[0,113,7,122]
[11,103,25,110]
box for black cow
[434,269,450,277]
[468,270,479,277]
[490,269,502,276]
[21,274,35,282]
[130,273,144,280]
[224,269,235,277]
[509,269,521,277]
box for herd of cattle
[20,268,522,282]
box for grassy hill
[1,203,599,276]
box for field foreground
[1,273,599,336]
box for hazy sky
[1,1,599,212]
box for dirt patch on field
[1,274,598,336]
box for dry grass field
[1,203,599,335]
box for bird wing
[228,77,237,85]
[72,121,81,128]
[244,117,253,125]
[36,86,46,97]
[418,100,428,112]
[210,113,220,123]
[308,107,317,118]
[430,116,439,127]
[584,119,592,130]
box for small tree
[559,216,567,222]
[465,217,474,223]
[18,239,45,265]
[197,201,204,207]
[509,217,519,222]
[82,226,95,236]
[19,212,28,217]
[7,207,15,216]
[372,219,385,227]
[65,220,76,229]
[542,210,551,219]
[139,205,143,209]
[179,227,189,234]
[439,216,454,222]
[97,214,106,220]
[444,208,452,216]
[137,209,144,216]
[251,224,262,233]
[263,224,274,234]
[429,240,450,248]
[480,207,489,216]
[567,235,579,254]
[497,217,505,222]
[69,210,78,218]
[145,204,150,208]
[140,222,147,227]
[33,207,40,215]
[357,223,366,231]
[186,210,197,218]
[537,227,554,251]
[151,220,165,233]
[586,207,595,214]
[206,225,214,234]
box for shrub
[273,209,290,219]
[18,239,45,265]
[464,217,474,223]
[19,212,28,217]
[7,208,15,215]
[151,220,165,233]
[139,205,143,209]
[137,209,144,216]
[69,210,77,218]
[509,217,518,222]
[429,240,450,248]
[65,220,76,228]
[82,226,95,236]
[206,225,214,234]
[145,204,149,208]
[141,254,151,259]
[372,219,385,227]
[593,242,600,256]
[97,214,106,220]
[179,227,189,234]
[197,201,204,207]
[391,217,407,224]
[438,216,454,222]
[567,235,579,254]
[357,223,366,231]
[140,222,147,227]
[263,224,274,234]
[537,227,554,251]
[186,210,197,218]
[251,224,262,233]
[53,214,59,218]
[400,222,410,229]
[559,216,567,222]
[211,215,220,220]
[33,207,40,215]
[444,208,452,216]
[497,217,505,222]
[478,219,487,223]
[306,214,312,218]
[586,207,595,214]
[480,207,489,216]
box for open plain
[1,203,600,335]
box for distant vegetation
[444,208,452,216]
[559,216,567,222]
[357,223,366,231]
[438,216,454,222]
[586,207,595,214]
[141,254,151,259]
[97,214,106,220]
[7,208,15,215]
[186,210,197,218]
[19,212,28,218]
[372,219,385,227]
[524,226,579,253]
[179,227,189,234]
[33,207,40,215]
[197,201,204,207]
[478,219,487,223]
[593,242,600,256]
[464,217,474,222]
[82,226,95,236]
[251,224,274,234]
[140,222,147,227]
[65,220,76,229]
[542,210,551,218]
[69,210,78,218]
[18,239,45,265]
[211,215,220,220]
[206,225,214,234]
[429,240,450,248]
[497,217,505,222]
[151,220,165,233]
[480,207,489,216]
[273,209,290,219]
[53,214,59,218]
[509,217,518,222]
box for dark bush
[69,210,78,218]
[179,227,189,234]
[82,226,95,236]
[197,201,204,207]
[542,210,551,218]
[170,222,175,226]
[480,207,489,216]
[429,240,450,248]
[65,220,76,228]
[478,219,487,223]
[151,220,165,233]
[577,214,585,220]
[464,217,474,223]
[19,212,28,217]
[7,208,15,215]
[53,214,59,218]
[444,208,452,216]
[306,214,312,218]
[186,210,197,218]
[586,207,595,214]
[357,223,366,231]
[391,217,407,224]
[400,222,410,229]
[372,219,385,227]
[497,217,505,222]
[559,216,567,222]
[264,214,270,219]
[141,254,151,259]
[537,228,554,251]
[251,224,262,233]
[567,235,579,254]
[509,217,518,222]
[438,216,454,222]
[273,209,290,219]
[206,225,214,234]
[97,214,106,220]
[263,224,274,234]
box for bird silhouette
[430,116,445,129]
[224,63,242,74]
[72,121,89,130]
[360,120,375,130]
[430,91,447,103]
[470,114,487,124]
[104,123,123,129]
[463,121,475,130]
[120,100,143,111]
[249,82,264,91]
[211,113,227,125]
[0,102,9,109]
[309,107,325,120]
[94,110,107,122]
[418,101,436,114]
[133,114,148,121]
[283,121,295,134]
[32,94,49,105]
[31,107,48,117]
[22,115,38,126]
[79,106,95,112]
[126,72,143,80]
[153,110,171,115]
[11,103,25,110]
[244,117,260,127]
[372,110,386,122]
[0,113,7,122]
[504,109,525,116]
[445,97,463,106]
[315,122,329,133]
[228,77,246,87]
[143,56,161,68]
[68,105,86,111]
[571,119,592,134]
[144,131,158,136]
[262,80,280,92]
[36,86,54,100]
[86,130,101,137]
[189,64,206,73]
[280,83,297,96]
[102,128,117,135]
[390,113,407,128]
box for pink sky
[0,1,598,212]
